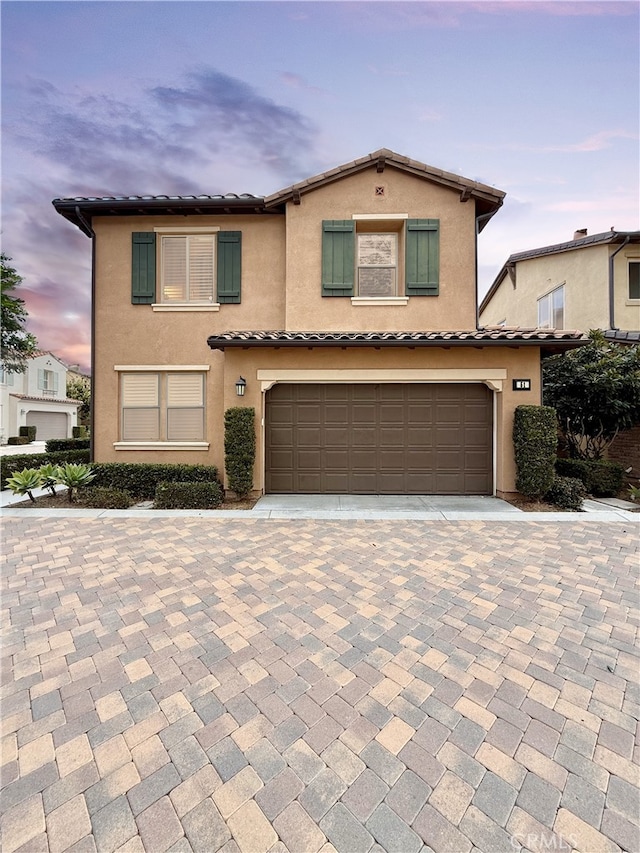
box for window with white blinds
[121,372,204,441]
[161,235,215,303]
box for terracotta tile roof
[264,148,505,227]
[604,330,640,343]
[9,394,82,405]
[207,328,586,350]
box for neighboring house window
[537,285,564,329]
[322,219,439,298]
[131,231,241,305]
[0,367,14,385]
[38,369,59,394]
[629,261,640,300]
[121,372,205,441]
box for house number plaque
[512,379,531,391]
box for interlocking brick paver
[2,516,637,853]
[91,794,137,853]
[182,798,231,852]
[1,794,46,853]
[46,793,92,853]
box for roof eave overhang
[207,336,586,354]
[52,196,281,235]
[264,158,505,221]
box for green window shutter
[132,233,156,304]
[217,232,242,304]
[53,372,59,393]
[405,219,439,296]
[322,221,354,297]
[37,369,45,390]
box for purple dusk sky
[2,1,638,374]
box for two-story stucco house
[479,229,640,338]
[0,352,82,442]
[53,149,584,498]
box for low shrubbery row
[45,438,91,452]
[1,450,91,489]
[513,404,626,511]
[555,458,624,498]
[4,459,223,510]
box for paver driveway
[1,517,638,853]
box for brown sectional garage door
[265,383,492,495]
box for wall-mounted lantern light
[235,376,247,397]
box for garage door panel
[379,427,405,445]
[325,450,348,468]
[325,427,348,446]
[297,450,321,469]
[379,451,405,469]
[352,428,377,446]
[265,383,492,494]
[298,427,321,446]
[25,411,67,441]
[325,473,349,491]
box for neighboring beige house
[53,149,584,497]
[479,229,640,336]
[0,352,82,442]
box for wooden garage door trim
[265,383,493,495]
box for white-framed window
[629,260,640,300]
[160,234,215,304]
[538,284,564,329]
[357,232,398,297]
[120,371,205,442]
[38,369,59,394]
[0,367,14,385]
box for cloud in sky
[3,66,320,371]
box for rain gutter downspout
[75,206,96,462]
[609,235,631,331]
[475,211,495,330]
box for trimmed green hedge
[555,458,625,498]
[224,407,256,498]
[19,426,37,442]
[7,436,30,446]
[89,462,220,501]
[545,475,586,511]
[513,405,558,499]
[1,450,91,489]
[45,438,91,452]
[154,480,223,509]
[72,426,89,439]
[78,487,135,509]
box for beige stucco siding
[220,345,543,497]
[92,214,285,467]
[480,243,640,332]
[284,168,479,331]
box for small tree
[66,375,91,427]
[543,331,640,459]
[224,407,256,499]
[1,253,38,373]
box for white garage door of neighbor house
[25,411,68,441]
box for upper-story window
[322,218,439,301]
[160,235,215,303]
[537,284,564,329]
[38,368,59,395]
[131,230,241,308]
[629,260,640,300]
[357,233,398,297]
